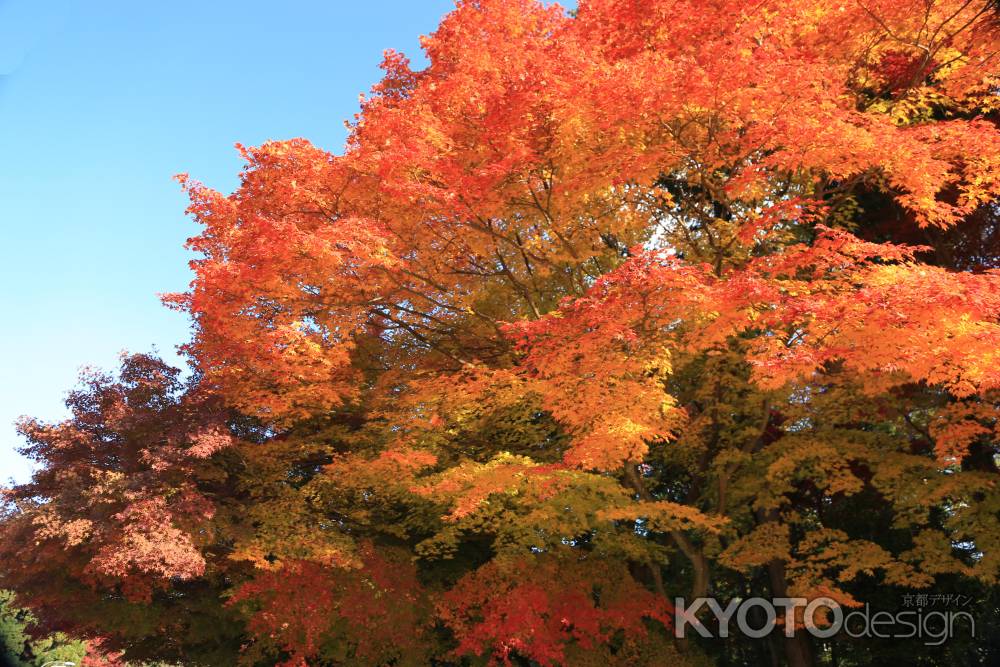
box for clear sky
[0,0,457,483]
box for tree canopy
[4,1,1000,665]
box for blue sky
[0,0,456,483]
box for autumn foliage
[4,0,1000,665]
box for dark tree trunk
[766,558,814,667]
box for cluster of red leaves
[1,354,230,605]
[439,557,673,666]
[228,543,430,666]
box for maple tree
[4,0,1000,665]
